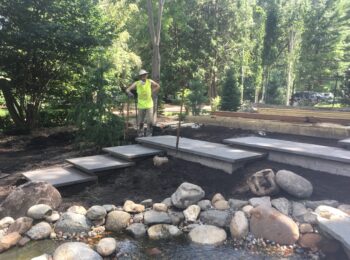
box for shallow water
[0,236,307,260]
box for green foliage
[38,109,70,128]
[211,96,221,112]
[221,69,241,111]
[186,81,208,116]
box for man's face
[140,74,148,81]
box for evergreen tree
[220,69,241,111]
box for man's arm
[126,82,137,97]
[150,80,160,93]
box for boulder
[171,183,205,209]
[230,211,249,239]
[188,225,227,245]
[123,200,145,213]
[0,232,22,253]
[45,211,60,223]
[144,210,172,225]
[247,169,279,196]
[228,199,248,210]
[55,212,91,233]
[126,223,147,238]
[0,217,14,229]
[161,198,173,207]
[299,223,313,233]
[147,224,182,240]
[211,193,225,204]
[8,217,33,235]
[271,198,290,216]
[96,237,117,257]
[53,242,102,260]
[250,205,299,245]
[275,170,313,199]
[0,182,62,219]
[249,197,271,208]
[298,233,340,253]
[168,210,184,225]
[183,224,200,233]
[213,200,230,210]
[92,218,105,227]
[242,205,254,218]
[197,200,212,211]
[27,204,52,220]
[67,205,87,215]
[133,213,144,223]
[102,204,117,213]
[305,200,339,210]
[17,236,31,247]
[199,210,230,227]
[86,206,107,220]
[105,211,131,232]
[153,203,168,212]
[140,199,153,208]
[26,222,51,240]
[183,205,201,222]
[292,202,308,218]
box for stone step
[339,138,350,150]
[66,155,134,174]
[224,136,350,177]
[136,135,265,174]
[103,144,163,161]
[22,166,97,187]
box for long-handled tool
[176,88,185,153]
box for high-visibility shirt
[136,79,153,109]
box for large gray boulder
[275,170,313,199]
[171,183,205,209]
[27,204,52,220]
[105,211,130,232]
[188,225,227,245]
[144,210,172,225]
[199,210,230,227]
[53,242,102,260]
[86,206,107,221]
[0,182,62,219]
[26,222,51,240]
[55,212,91,233]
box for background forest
[0,0,350,142]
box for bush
[211,96,221,112]
[183,80,208,116]
[39,109,70,127]
[220,69,241,111]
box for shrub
[220,69,241,111]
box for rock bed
[0,172,349,259]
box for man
[126,69,160,137]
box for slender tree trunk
[286,29,296,106]
[261,66,270,103]
[241,48,245,103]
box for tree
[0,0,114,129]
[220,69,241,111]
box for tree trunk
[241,48,245,103]
[286,29,296,106]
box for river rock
[0,232,22,253]
[250,205,299,245]
[230,211,249,239]
[168,210,184,225]
[31,253,52,260]
[133,213,144,223]
[8,217,33,234]
[26,222,51,240]
[86,206,107,220]
[228,199,248,210]
[0,217,14,229]
[299,223,313,233]
[315,205,350,253]
[183,205,201,222]
[171,182,205,209]
[242,205,254,218]
[96,237,117,256]
[276,170,313,199]
[126,223,146,238]
[189,225,227,245]
[147,224,182,240]
[197,200,212,210]
[27,204,52,220]
[53,242,102,260]
[305,200,339,210]
[153,203,168,212]
[105,211,131,232]
[123,200,145,213]
[140,199,153,208]
[55,212,91,233]
[298,233,323,250]
[161,198,173,207]
[144,210,172,225]
[247,169,279,196]
[0,182,62,219]
[338,204,350,215]
[102,204,117,213]
[212,193,225,204]
[67,205,87,215]
[249,196,271,208]
[45,211,60,223]
[292,202,308,218]
[183,223,200,232]
[271,198,290,216]
[213,200,230,210]
[18,236,31,247]
[199,210,230,227]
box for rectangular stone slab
[224,136,350,164]
[103,144,163,160]
[66,155,134,173]
[136,135,264,163]
[22,166,97,187]
[339,138,350,149]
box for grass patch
[314,103,345,108]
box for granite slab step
[136,135,264,163]
[103,144,163,161]
[22,166,97,187]
[224,136,350,164]
[66,155,134,174]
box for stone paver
[224,136,350,164]
[22,167,97,187]
[137,135,264,163]
[103,144,163,160]
[66,155,134,173]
